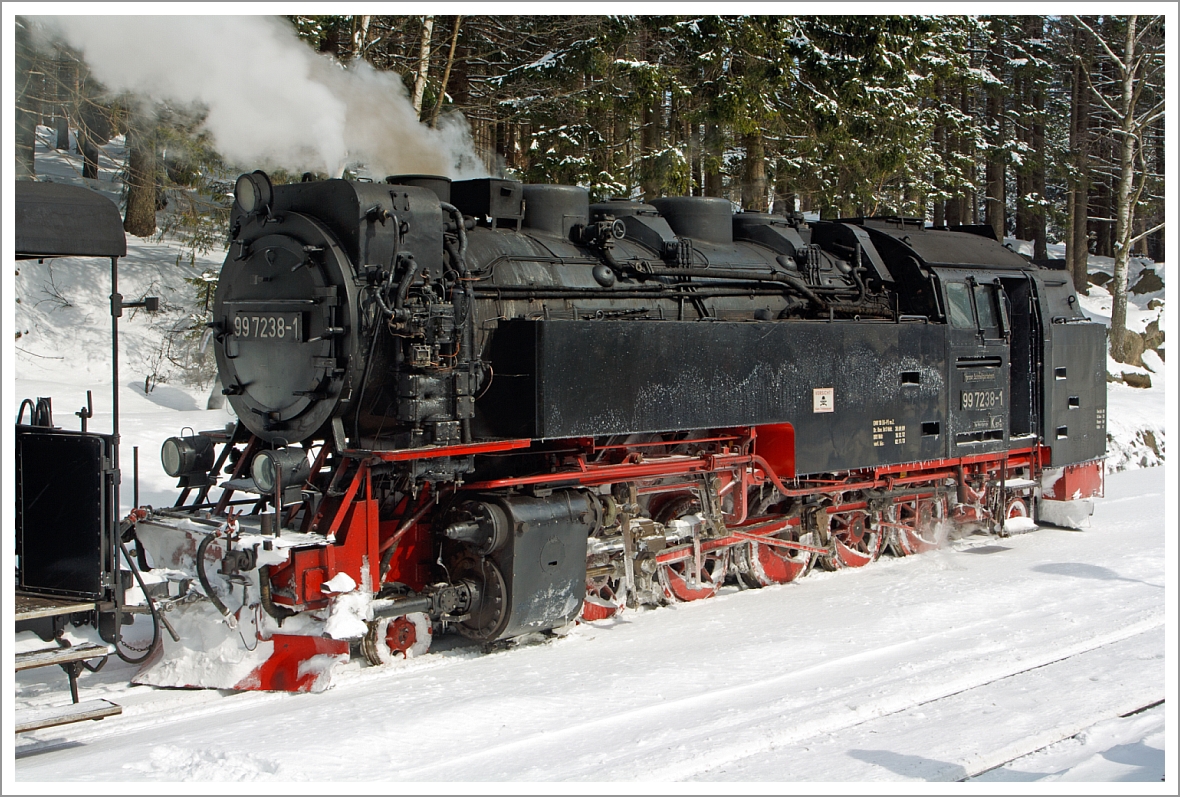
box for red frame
[256,429,1062,611]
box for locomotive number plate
[960,389,1003,411]
[233,313,302,342]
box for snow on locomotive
[130,170,1106,691]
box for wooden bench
[15,593,99,622]
[15,591,121,733]
[15,642,114,673]
[15,700,122,734]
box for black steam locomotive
[131,171,1106,691]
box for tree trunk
[1108,16,1139,364]
[1147,117,1165,261]
[932,78,944,225]
[985,156,1005,239]
[638,27,660,200]
[641,102,660,200]
[939,80,958,227]
[15,18,36,180]
[429,15,462,127]
[1091,180,1111,257]
[411,16,435,120]
[1066,23,1092,293]
[1030,66,1047,250]
[1031,92,1047,259]
[943,80,961,226]
[123,127,157,237]
[959,82,974,224]
[703,123,723,197]
[1069,184,1091,291]
[81,136,101,180]
[352,15,371,60]
[741,131,767,211]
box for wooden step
[15,593,97,622]
[15,643,113,672]
[15,700,121,734]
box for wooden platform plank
[15,700,121,734]
[15,593,97,622]
[15,643,113,671]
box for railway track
[685,623,1164,782]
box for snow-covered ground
[10,468,1169,783]
[6,128,1174,785]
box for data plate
[961,388,1003,411]
[233,313,302,342]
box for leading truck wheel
[362,613,432,665]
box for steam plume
[33,15,486,179]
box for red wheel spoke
[660,551,728,601]
[821,511,880,569]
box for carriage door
[941,272,1010,455]
[999,274,1040,443]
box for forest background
[13,13,1166,364]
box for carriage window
[974,284,999,328]
[945,282,975,329]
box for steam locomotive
[130,170,1106,691]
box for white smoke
[33,15,487,179]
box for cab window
[974,284,999,328]
[946,282,975,329]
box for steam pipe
[196,533,232,620]
[440,201,475,444]
[394,254,420,310]
[259,565,296,622]
[636,266,827,308]
[439,202,468,272]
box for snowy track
[695,626,1163,781]
[14,468,1167,782]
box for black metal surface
[208,172,1107,483]
[16,428,114,599]
[479,318,948,474]
[452,178,524,225]
[15,182,127,259]
[651,196,734,244]
[215,211,360,444]
[1043,322,1108,466]
[522,184,589,238]
[481,491,594,641]
[861,221,1030,269]
[385,174,452,203]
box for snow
[10,469,1171,783]
[320,572,357,595]
[971,704,1165,782]
[6,126,1174,785]
[323,589,371,641]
